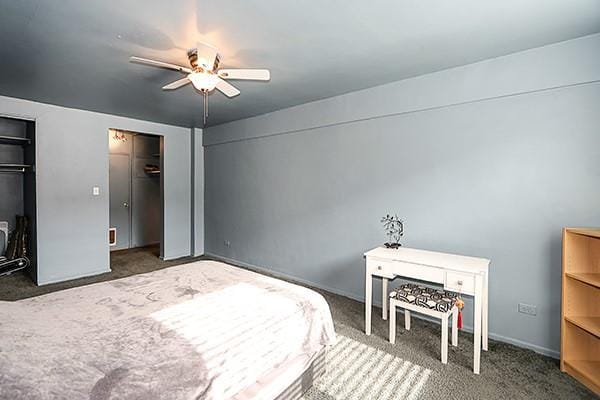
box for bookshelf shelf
[565,316,600,338]
[566,272,600,289]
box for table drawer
[395,261,444,283]
[445,271,475,295]
[367,258,445,283]
[367,259,396,278]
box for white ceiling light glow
[188,72,220,91]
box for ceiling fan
[130,42,270,124]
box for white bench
[389,283,459,364]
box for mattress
[0,261,336,399]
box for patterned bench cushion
[390,283,458,313]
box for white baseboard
[205,252,560,359]
[161,253,192,261]
[38,268,111,286]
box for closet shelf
[566,272,600,289]
[0,163,32,168]
[0,163,33,172]
[565,316,600,338]
[0,135,31,146]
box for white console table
[364,246,490,374]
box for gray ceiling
[0,1,599,128]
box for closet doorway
[0,115,37,281]
[108,129,162,256]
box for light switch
[92,186,100,196]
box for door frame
[107,128,164,258]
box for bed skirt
[275,346,327,400]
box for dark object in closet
[0,215,30,277]
[5,215,29,260]
[0,257,29,277]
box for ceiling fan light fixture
[188,72,219,91]
[130,42,269,125]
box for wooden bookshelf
[561,228,600,395]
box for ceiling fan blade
[162,77,191,90]
[195,42,219,71]
[130,56,192,74]
[216,78,240,97]
[218,69,270,81]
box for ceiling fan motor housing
[187,48,220,72]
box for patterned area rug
[306,335,431,400]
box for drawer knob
[457,280,463,286]
[377,265,382,270]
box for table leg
[365,271,372,335]
[452,307,458,347]
[441,316,449,364]
[382,277,388,320]
[473,274,483,374]
[389,300,396,344]
[483,271,489,351]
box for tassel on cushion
[455,297,465,330]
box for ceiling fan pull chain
[203,90,208,125]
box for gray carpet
[0,247,595,399]
[0,246,205,301]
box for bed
[0,261,336,399]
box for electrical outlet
[518,303,537,316]
[224,240,231,248]
[92,186,100,196]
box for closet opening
[0,115,37,282]
[108,129,163,260]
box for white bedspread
[0,261,336,400]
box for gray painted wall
[203,34,600,356]
[0,95,192,285]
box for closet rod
[0,168,26,173]
[0,163,33,173]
